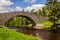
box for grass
[0,27,40,40]
[37,21,53,28]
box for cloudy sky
[58,0,60,2]
[0,0,48,13]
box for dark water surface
[7,26,60,40]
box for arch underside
[5,15,36,27]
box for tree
[43,0,60,29]
[42,0,60,40]
[31,9,35,14]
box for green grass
[37,21,53,28]
[0,27,39,40]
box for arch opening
[5,15,36,28]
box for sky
[0,0,59,13]
[11,0,46,7]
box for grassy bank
[37,21,53,29]
[0,27,39,40]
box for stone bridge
[0,12,45,27]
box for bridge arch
[5,15,36,27]
[0,12,45,27]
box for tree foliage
[42,0,60,29]
[5,16,32,27]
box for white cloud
[58,0,60,2]
[24,4,45,12]
[15,6,23,11]
[23,0,36,4]
[0,0,14,13]
[0,7,14,13]
[0,7,9,13]
[15,4,45,12]
[0,0,45,13]
[0,0,13,6]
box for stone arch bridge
[0,12,45,27]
